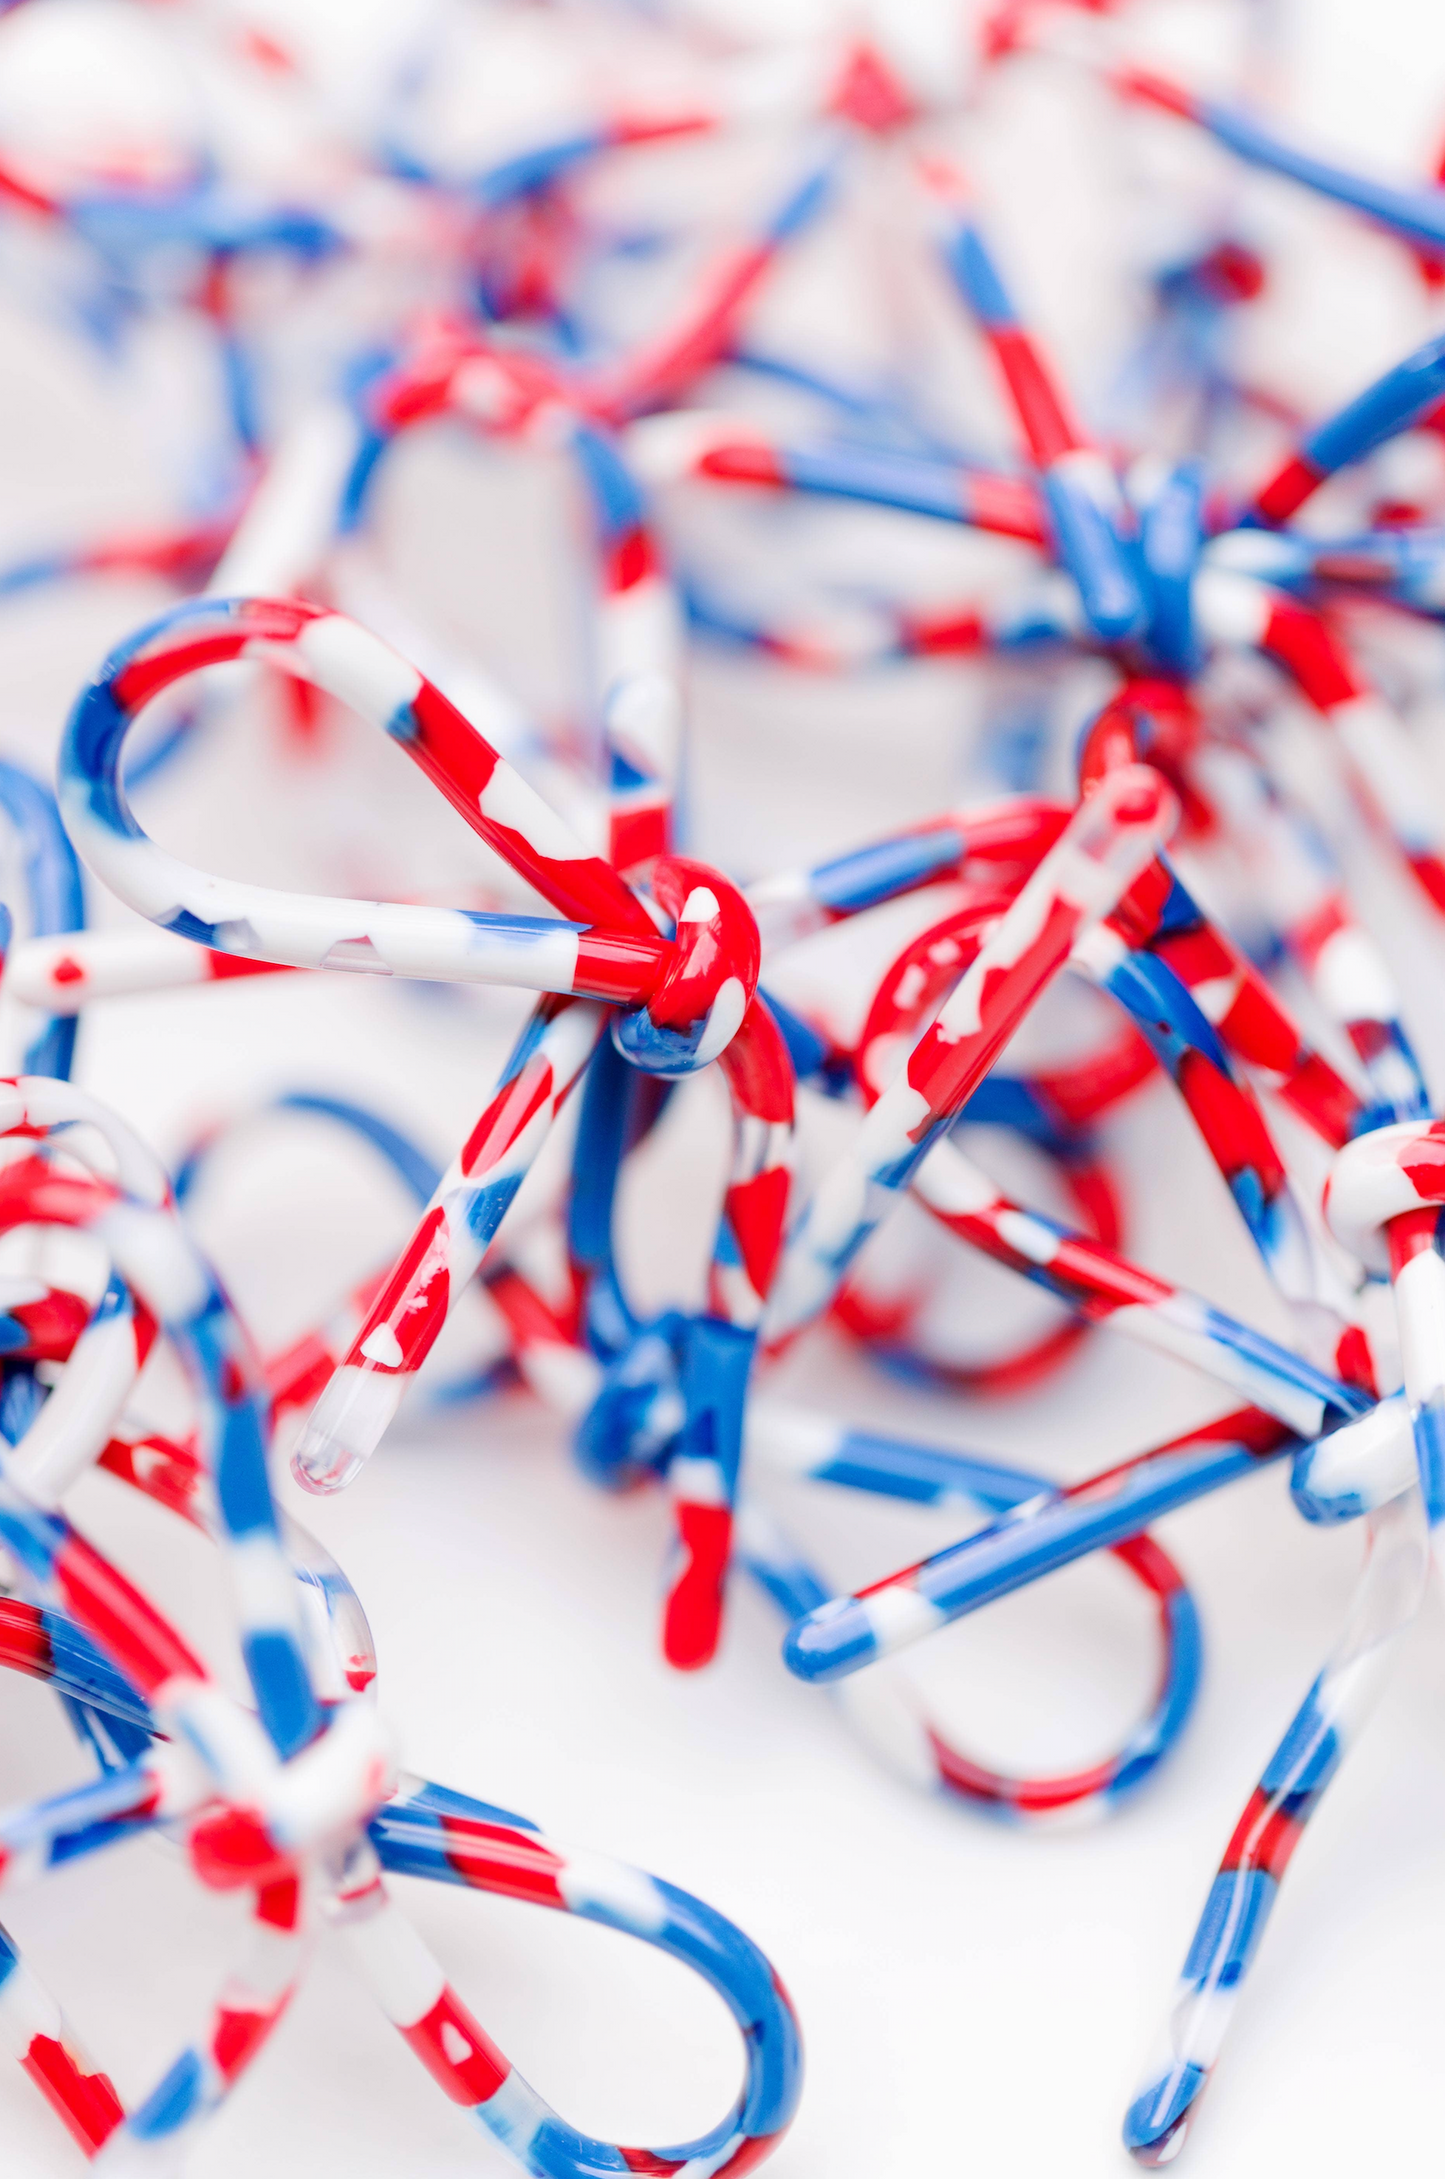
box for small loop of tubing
[843,884,1131,1392]
[0,1075,323,1762]
[734,1424,1201,1822]
[1323,1118,1445,1276]
[612,853,762,1078]
[1324,1120,1445,1531]
[410,1242,1205,1824]
[0,1145,804,2174]
[59,593,757,1072]
[763,764,1179,1348]
[830,1131,1124,1396]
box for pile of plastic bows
[1,0,1445,2169]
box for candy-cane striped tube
[1184,737,1429,1126]
[908,1139,1368,1436]
[778,1406,1305,1684]
[0,1076,322,1760]
[763,765,1178,1344]
[661,994,794,1668]
[1210,523,1445,620]
[1194,570,1445,922]
[347,341,684,878]
[680,565,1081,672]
[1291,1390,1414,1522]
[486,1241,1205,1811]
[831,1138,1123,1395]
[1105,60,1445,260]
[747,796,1068,952]
[1240,327,1445,527]
[1123,1484,1429,2164]
[292,997,603,1493]
[0,1306,793,2179]
[3,927,294,1012]
[6,1271,156,1510]
[169,1092,517,1426]
[0,1158,387,2167]
[61,594,763,1076]
[0,1286,799,2171]
[60,591,678,979]
[1,1243,386,1719]
[587,134,843,423]
[0,512,231,603]
[351,1778,803,2176]
[0,1918,124,2153]
[1325,1120,1445,1541]
[1078,689,1368,1153]
[835,898,1378,1424]
[740,1416,1201,1819]
[118,1873,313,2160]
[846,883,1125,1391]
[0,1270,91,1366]
[628,409,1052,544]
[0,1726,802,2179]
[920,156,1144,642]
[0,1592,155,1739]
[385,36,877,213]
[1076,892,1348,1339]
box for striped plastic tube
[1325,1120,1445,1545]
[349,1779,802,2176]
[1122,1485,1429,2164]
[0,1076,322,1760]
[348,345,684,878]
[1105,59,1445,260]
[660,993,795,1668]
[292,997,604,1494]
[763,765,1178,1345]
[739,1409,1201,1819]
[283,865,766,1507]
[1183,737,1430,1126]
[59,594,685,998]
[1240,327,1445,527]
[746,796,1067,953]
[628,408,1052,544]
[846,882,1361,1401]
[779,1406,1323,1684]
[1195,573,1445,922]
[586,134,844,423]
[919,155,1144,642]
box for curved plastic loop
[832,1127,1124,1396]
[734,1448,1202,1820]
[365,1778,803,2176]
[60,593,764,1096]
[1323,1118,1445,1276]
[612,854,761,1077]
[0,1075,322,1760]
[1324,1119,1445,1535]
[175,1089,442,1212]
[344,333,685,876]
[60,591,672,975]
[0,1131,803,2172]
[843,883,1128,1392]
[764,765,1179,1348]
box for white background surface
[1,1,1445,2175]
